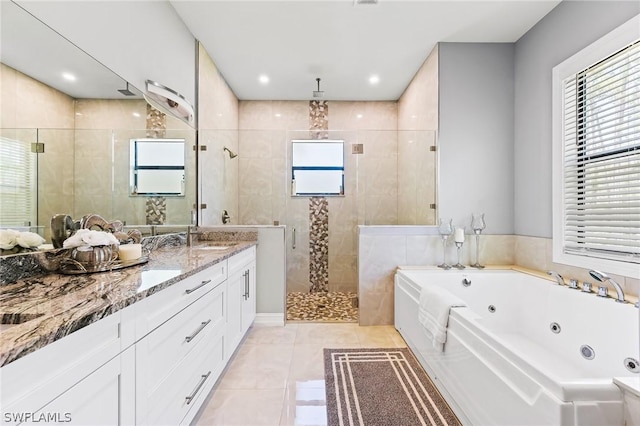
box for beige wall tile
[330,101,397,131]
[198,44,238,130]
[398,45,438,131]
[75,99,146,129]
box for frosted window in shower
[291,140,344,196]
[130,138,185,196]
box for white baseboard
[254,313,285,326]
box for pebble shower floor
[286,291,358,322]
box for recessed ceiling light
[274,113,281,117]
[356,114,363,119]
[258,75,269,84]
[62,72,76,82]
[368,75,380,85]
[132,112,141,118]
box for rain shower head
[313,78,324,98]
[223,147,238,159]
[118,82,136,96]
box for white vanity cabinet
[0,308,136,426]
[32,346,136,426]
[135,263,227,426]
[225,246,256,359]
[0,245,258,426]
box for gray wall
[438,43,515,235]
[513,1,640,238]
[16,1,197,106]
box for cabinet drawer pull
[185,371,211,404]
[185,279,212,294]
[185,319,211,342]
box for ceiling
[1,1,139,100]
[1,0,562,102]
[171,0,562,101]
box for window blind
[0,137,37,227]
[562,40,640,263]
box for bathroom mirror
[130,138,186,196]
[0,1,196,245]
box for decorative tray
[58,255,149,275]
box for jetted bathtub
[394,268,639,426]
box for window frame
[129,138,186,196]
[552,14,640,278]
[291,139,345,197]
[0,136,37,227]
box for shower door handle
[292,227,296,249]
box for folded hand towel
[418,285,466,351]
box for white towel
[418,285,466,351]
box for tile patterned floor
[193,323,406,425]
[286,292,358,322]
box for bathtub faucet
[589,270,626,303]
[546,271,565,286]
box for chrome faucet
[546,270,565,286]
[187,226,204,247]
[589,270,626,303]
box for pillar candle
[454,227,465,243]
[118,243,142,261]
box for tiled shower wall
[203,45,439,296]
[197,43,240,227]
[237,100,405,294]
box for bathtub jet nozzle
[588,270,625,303]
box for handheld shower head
[589,269,626,303]
[223,147,238,159]
[589,270,608,282]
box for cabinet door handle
[246,269,250,299]
[185,279,211,294]
[185,319,211,342]
[242,271,248,300]
[185,371,211,404]
[292,227,296,249]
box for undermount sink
[193,242,238,251]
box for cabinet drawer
[136,261,226,337]
[136,281,225,394]
[142,327,225,426]
[1,311,122,415]
[228,246,256,274]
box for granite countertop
[0,240,256,367]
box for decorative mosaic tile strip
[286,291,358,322]
[309,100,329,139]
[146,103,166,138]
[146,197,166,225]
[309,196,329,293]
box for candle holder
[437,218,453,270]
[453,241,465,269]
[471,213,486,269]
